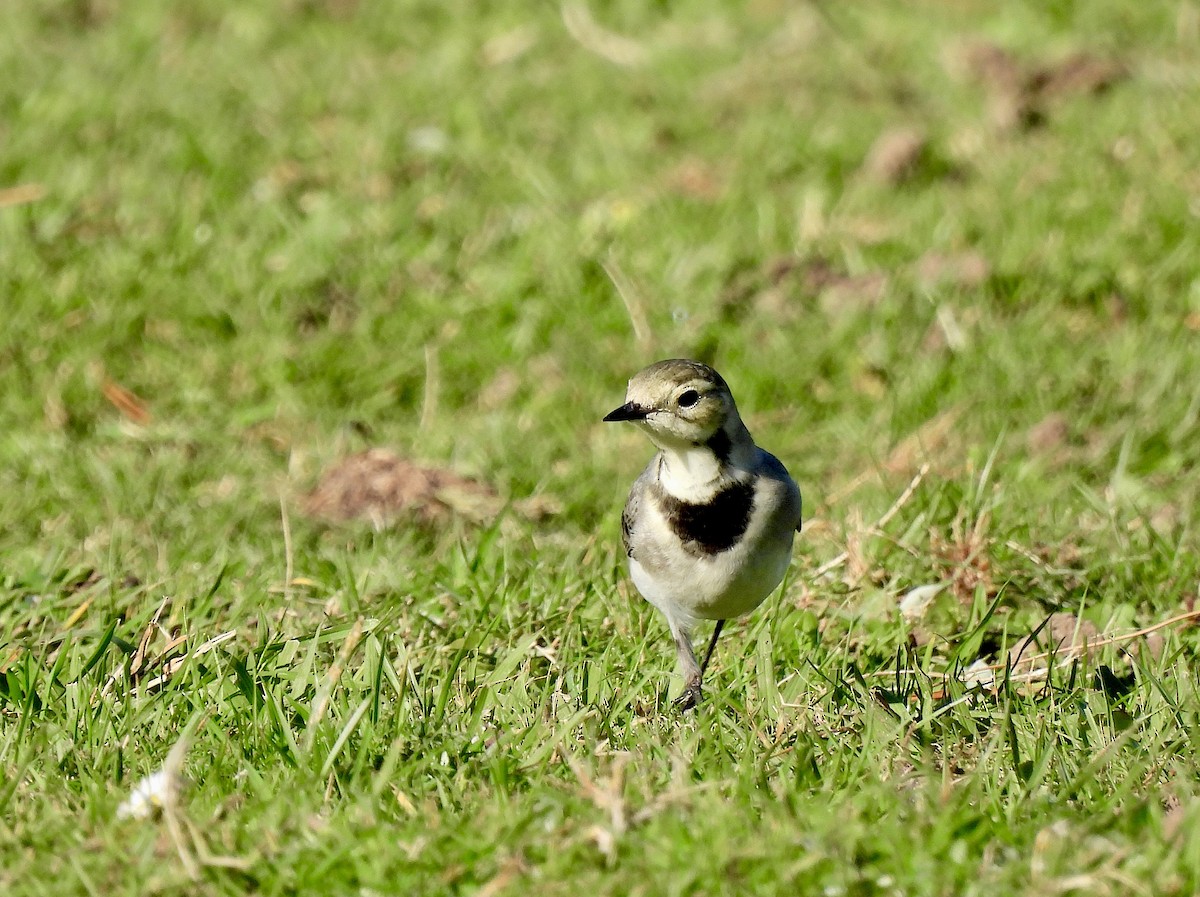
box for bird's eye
[677,389,700,408]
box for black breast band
[652,480,755,555]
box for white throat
[658,444,726,501]
[653,427,757,502]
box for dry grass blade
[280,490,294,602]
[0,183,46,208]
[475,856,526,897]
[558,746,631,862]
[63,596,94,629]
[139,630,237,692]
[871,607,1200,692]
[303,617,365,752]
[420,342,440,431]
[601,255,652,349]
[561,1,647,67]
[991,608,1200,676]
[130,596,170,679]
[813,463,930,578]
[101,379,151,425]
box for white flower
[116,768,183,820]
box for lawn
[3,0,1200,894]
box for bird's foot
[673,682,703,711]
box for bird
[604,359,802,710]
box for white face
[605,359,742,450]
[628,377,732,448]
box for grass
[3,0,1200,893]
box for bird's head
[603,359,741,451]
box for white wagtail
[604,359,802,710]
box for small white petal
[115,769,181,820]
[898,584,945,623]
[964,659,995,690]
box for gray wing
[621,492,637,557]
[758,449,802,533]
[620,461,657,558]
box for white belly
[630,527,794,624]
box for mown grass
[3,0,1200,894]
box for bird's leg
[669,623,704,711]
[670,620,728,712]
[699,619,726,678]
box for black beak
[603,401,650,422]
